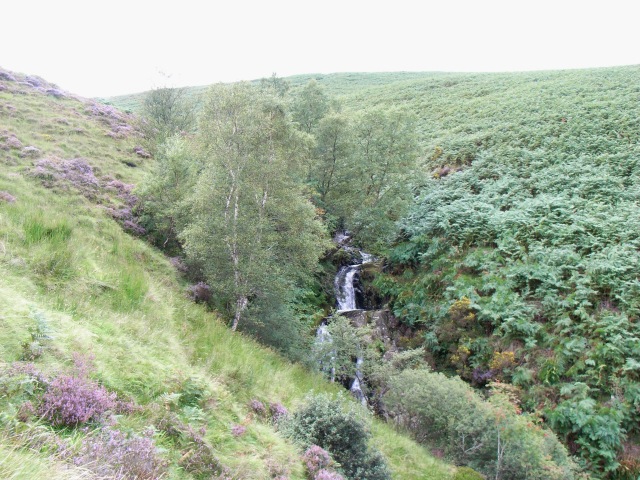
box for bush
[38,374,117,426]
[269,402,289,424]
[37,355,131,427]
[72,427,168,479]
[284,394,390,480]
[385,368,576,480]
[303,445,332,476]
[453,466,485,480]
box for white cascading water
[335,266,360,311]
[350,357,367,406]
[334,248,374,312]
[319,232,374,405]
[315,322,335,382]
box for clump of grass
[23,215,72,245]
[113,266,148,310]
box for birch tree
[181,83,328,331]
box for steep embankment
[0,69,452,479]
[338,66,640,475]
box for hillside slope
[353,66,640,475]
[0,69,452,479]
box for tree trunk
[231,295,248,331]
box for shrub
[284,394,391,480]
[303,445,332,476]
[453,466,485,480]
[0,191,16,203]
[37,355,131,427]
[269,402,289,424]
[72,427,168,479]
[231,424,246,437]
[385,368,576,480]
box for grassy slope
[0,71,452,478]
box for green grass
[0,68,452,478]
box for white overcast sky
[1,0,638,97]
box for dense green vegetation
[0,68,453,479]
[114,67,640,478]
[8,63,640,479]
[354,66,640,476]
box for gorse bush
[284,394,391,480]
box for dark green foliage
[375,66,640,475]
[284,394,391,480]
[139,86,196,155]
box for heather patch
[0,130,23,150]
[31,157,100,196]
[45,88,66,99]
[134,145,152,158]
[25,75,44,88]
[269,402,289,424]
[0,191,16,203]
[71,427,168,479]
[0,70,17,82]
[314,470,345,480]
[303,445,333,477]
[249,399,267,417]
[31,158,146,235]
[37,355,135,427]
[87,101,139,139]
[20,146,41,157]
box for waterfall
[315,322,335,382]
[316,231,374,405]
[350,357,366,405]
[334,248,374,312]
[335,266,359,311]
